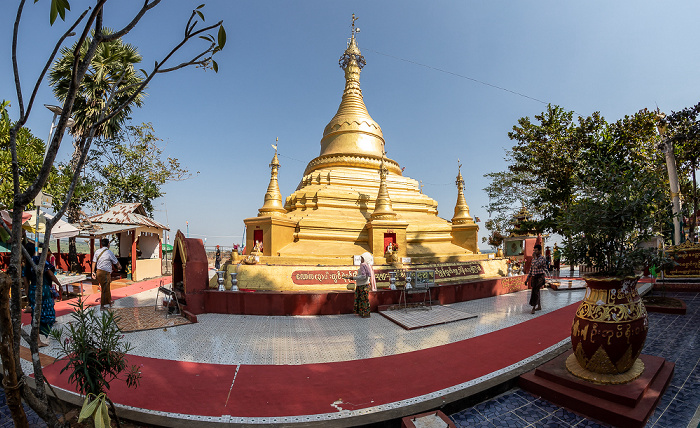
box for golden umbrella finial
[452,158,472,225]
[259,137,285,217]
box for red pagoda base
[519,351,674,428]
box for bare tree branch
[102,0,161,42]
[91,20,223,131]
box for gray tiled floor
[450,291,700,428]
[29,286,586,367]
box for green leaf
[196,3,205,9]
[212,60,218,73]
[196,10,205,21]
[50,0,58,25]
[217,25,226,49]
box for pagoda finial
[317,14,385,159]
[452,159,473,224]
[350,13,359,39]
[371,150,397,220]
[259,138,286,217]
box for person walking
[527,244,546,314]
[91,238,122,310]
[351,252,377,318]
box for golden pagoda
[243,16,479,266]
[233,16,495,291]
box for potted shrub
[559,129,672,383]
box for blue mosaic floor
[0,389,47,428]
[450,291,700,428]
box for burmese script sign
[667,243,700,278]
[291,262,484,286]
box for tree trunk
[0,272,29,427]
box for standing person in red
[527,244,546,314]
[91,238,122,310]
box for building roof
[88,203,168,230]
[74,222,139,239]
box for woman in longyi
[351,252,376,318]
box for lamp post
[44,104,75,158]
[34,105,73,251]
[657,113,682,245]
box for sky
[3,1,700,250]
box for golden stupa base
[565,353,645,385]
[210,257,507,291]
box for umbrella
[0,210,33,242]
[22,210,79,239]
[1,210,32,228]
[162,243,173,253]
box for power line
[365,48,551,106]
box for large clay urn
[569,276,648,380]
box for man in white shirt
[91,238,121,309]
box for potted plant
[559,129,672,383]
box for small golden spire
[371,151,397,220]
[452,159,473,224]
[259,138,286,217]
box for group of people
[21,237,121,347]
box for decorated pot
[570,276,648,375]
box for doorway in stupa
[253,230,264,249]
[384,232,396,251]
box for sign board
[666,242,700,277]
[34,191,53,208]
[401,257,411,264]
[414,269,435,287]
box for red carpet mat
[41,302,579,418]
[21,276,170,326]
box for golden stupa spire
[452,159,473,224]
[319,14,385,158]
[258,138,286,217]
[371,151,397,220]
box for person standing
[351,252,377,318]
[552,243,561,272]
[527,244,546,314]
[544,246,552,271]
[91,238,122,310]
[215,245,221,270]
[24,243,61,345]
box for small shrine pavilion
[79,203,168,281]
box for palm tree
[50,30,146,142]
[49,30,146,271]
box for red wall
[0,252,91,272]
[198,275,528,316]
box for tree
[0,100,71,209]
[664,103,700,241]
[482,169,537,249]
[483,105,606,260]
[485,106,670,270]
[2,1,226,426]
[49,30,146,272]
[506,105,606,234]
[559,111,669,275]
[88,121,194,215]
